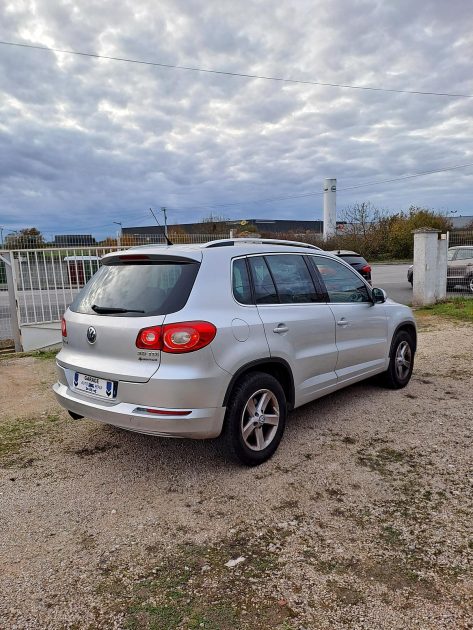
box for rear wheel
[222,372,286,466]
[381,331,414,389]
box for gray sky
[1,0,472,239]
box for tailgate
[58,311,163,383]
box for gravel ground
[0,316,472,630]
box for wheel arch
[390,321,417,355]
[223,358,295,410]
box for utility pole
[150,207,172,246]
[0,226,4,249]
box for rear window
[336,255,367,265]
[70,261,199,317]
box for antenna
[149,207,173,245]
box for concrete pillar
[412,228,447,306]
[323,178,336,240]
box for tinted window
[232,258,253,304]
[265,254,320,303]
[311,256,371,303]
[248,257,278,304]
[70,261,199,316]
[447,249,456,261]
[337,255,367,266]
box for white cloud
[0,0,472,237]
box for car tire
[467,276,473,294]
[222,372,287,466]
[381,331,415,389]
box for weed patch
[99,527,295,630]
[0,412,63,465]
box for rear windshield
[70,261,199,317]
[337,255,367,265]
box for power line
[1,39,472,99]
[5,162,473,233]
[159,162,473,211]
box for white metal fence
[0,258,12,347]
[0,233,229,348]
[13,247,117,326]
[446,229,473,295]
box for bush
[260,205,452,261]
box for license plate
[73,372,117,399]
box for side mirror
[372,287,387,304]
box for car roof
[449,245,473,250]
[101,239,341,262]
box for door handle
[273,324,289,334]
[337,318,349,327]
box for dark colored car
[330,250,372,283]
[407,265,413,286]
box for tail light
[136,321,216,353]
[61,317,67,338]
[137,326,161,349]
[361,265,371,274]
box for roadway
[371,263,413,305]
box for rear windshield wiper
[91,304,145,314]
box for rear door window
[248,256,278,304]
[70,261,199,316]
[265,254,320,303]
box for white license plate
[73,372,117,399]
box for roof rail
[202,238,322,251]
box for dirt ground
[0,316,472,630]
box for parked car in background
[447,246,473,292]
[407,246,473,292]
[330,250,372,283]
[54,238,416,466]
[407,265,413,286]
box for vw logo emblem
[87,326,97,344]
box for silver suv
[53,239,417,465]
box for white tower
[323,178,337,240]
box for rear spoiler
[102,252,201,265]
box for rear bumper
[53,382,226,439]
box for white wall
[20,322,62,352]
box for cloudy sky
[0,0,472,239]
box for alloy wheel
[240,389,280,451]
[395,340,412,380]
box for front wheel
[381,331,415,389]
[467,276,473,294]
[222,372,287,466]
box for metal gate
[0,233,229,351]
[447,229,473,295]
[0,255,14,349]
[12,246,117,326]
